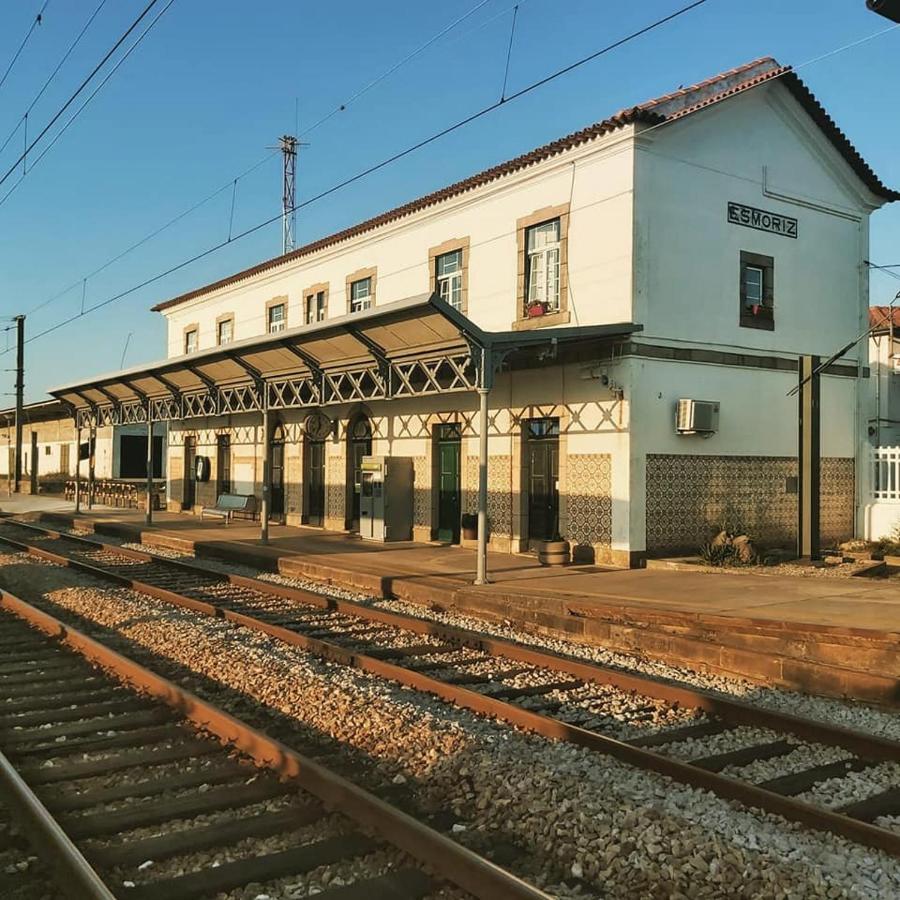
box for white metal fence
[872,446,900,501]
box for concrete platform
[14,506,900,706]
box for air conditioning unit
[675,399,719,435]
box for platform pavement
[6,502,899,705]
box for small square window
[436,250,463,310]
[184,329,198,354]
[350,277,372,314]
[217,318,233,345]
[267,303,286,333]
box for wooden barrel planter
[538,539,570,566]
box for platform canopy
[50,293,641,428]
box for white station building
[49,57,897,566]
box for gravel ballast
[1,550,899,898]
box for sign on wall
[727,202,797,239]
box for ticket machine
[359,456,413,541]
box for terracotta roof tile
[870,306,900,332]
[152,57,898,313]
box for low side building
[0,401,166,492]
[49,58,896,564]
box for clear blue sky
[1,0,898,403]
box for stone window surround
[215,313,234,346]
[346,267,377,313]
[265,296,289,332]
[303,281,329,324]
[428,237,470,314]
[182,322,199,354]
[513,203,571,331]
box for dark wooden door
[526,418,559,542]
[436,424,461,543]
[270,427,285,519]
[183,436,196,509]
[306,439,325,526]
[348,417,372,532]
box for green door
[436,424,461,543]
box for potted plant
[461,513,478,540]
[538,536,570,566]
[526,301,546,318]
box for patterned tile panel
[566,454,613,549]
[464,455,512,536]
[646,454,855,554]
[326,454,345,521]
[412,455,430,528]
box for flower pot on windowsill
[526,302,546,318]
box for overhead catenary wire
[14,3,897,357]
[0,0,51,95]
[0,0,109,161]
[0,0,177,211]
[16,0,511,321]
[10,0,713,351]
[0,0,165,192]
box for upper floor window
[267,302,286,334]
[436,249,463,310]
[525,219,561,314]
[217,317,233,345]
[305,290,326,324]
[350,277,372,313]
[739,251,774,331]
[184,328,198,354]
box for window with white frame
[217,318,233,345]
[435,249,463,310]
[305,290,326,324]
[739,251,774,330]
[525,219,561,313]
[349,277,372,313]
[267,302,286,333]
[184,328,198,354]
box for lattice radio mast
[279,135,298,255]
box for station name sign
[727,202,797,239]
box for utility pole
[13,315,24,494]
[280,135,298,255]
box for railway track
[0,585,548,900]
[1,517,899,863]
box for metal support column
[13,315,24,493]
[87,424,95,510]
[74,424,82,513]
[798,354,821,559]
[474,385,490,585]
[260,405,270,544]
[145,409,154,525]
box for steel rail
[5,518,900,762]
[0,748,115,900]
[1,523,899,858]
[0,587,550,900]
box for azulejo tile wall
[412,455,430,528]
[645,454,855,555]
[326,454,345,522]
[566,454,613,551]
[465,454,512,536]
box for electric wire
[0,0,164,191]
[13,3,896,357]
[0,0,179,208]
[0,0,50,94]
[0,0,109,160]
[16,0,514,321]
[12,0,713,351]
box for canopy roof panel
[50,293,640,424]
